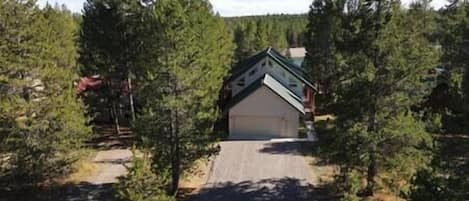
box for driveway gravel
[192,140,316,201]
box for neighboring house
[285,47,307,67]
[223,47,317,139]
[76,76,103,94]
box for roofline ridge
[266,53,318,91]
[263,73,302,102]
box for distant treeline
[224,14,308,61]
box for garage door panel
[231,116,283,138]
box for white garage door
[231,116,285,139]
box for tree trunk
[171,137,180,196]
[364,0,382,196]
[365,151,377,196]
[128,72,136,121]
[364,85,379,196]
[168,70,180,195]
[365,109,377,196]
[111,100,121,135]
[169,108,180,196]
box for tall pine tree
[440,1,469,120]
[0,0,90,183]
[306,0,439,198]
[133,0,234,195]
[304,0,348,112]
[80,0,144,133]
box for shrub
[115,152,174,201]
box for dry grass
[307,157,339,185]
[180,159,211,190]
[178,158,212,200]
[369,192,405,201]
[59,149,98,184]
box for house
[223,47,317,139]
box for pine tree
[408,0,438,42]
[443,2,469,115]
[226,14,309,60]
[254,20,270,49]
[133,0,234,195]
[304,0,347,112]
[79,0,143,133]
[0,0,90,183]
[439,1,469,83]
[269,23,288,50]
[236,21,258,60]
[312,0,439,197]
[406,2,469,199]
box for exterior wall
[231,58,268,96]
[229,86,299,138]
[231,57,304,98]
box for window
[237,78,245,87]
[249,68,257,76]
[268,60,273,67]
[261,61,267,67]
[289,82,298,88]
[289,78,298,87]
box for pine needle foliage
[305,0,439,198]
[132,0,234,195]
[0,0,91,184]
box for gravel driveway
[192,140,315,201]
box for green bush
[115,152,174,201]
[340,170,363,201]
[409,169,452,201]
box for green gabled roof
[228,47,318,92]
[225,74,305,115]
[267,48,317,91]
[268,48,308,77]
[230,50,270,78]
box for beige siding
[229,86,299,138]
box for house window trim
[237,77,246,87]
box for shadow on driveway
[0,182,116,201]
[258,141,312,156]
[191,177,333,201]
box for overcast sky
[37,0,450,16]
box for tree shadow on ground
[258,141,312,156]
[87,125,134,151]
[190,177,339,201]
[439,134,469,175]
[437,134,469,198]
[0,182,115,201]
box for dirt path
[66,149,132,201]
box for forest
[225,14,308,61]
[0,0,468,201]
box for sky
[37,0,450,16]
